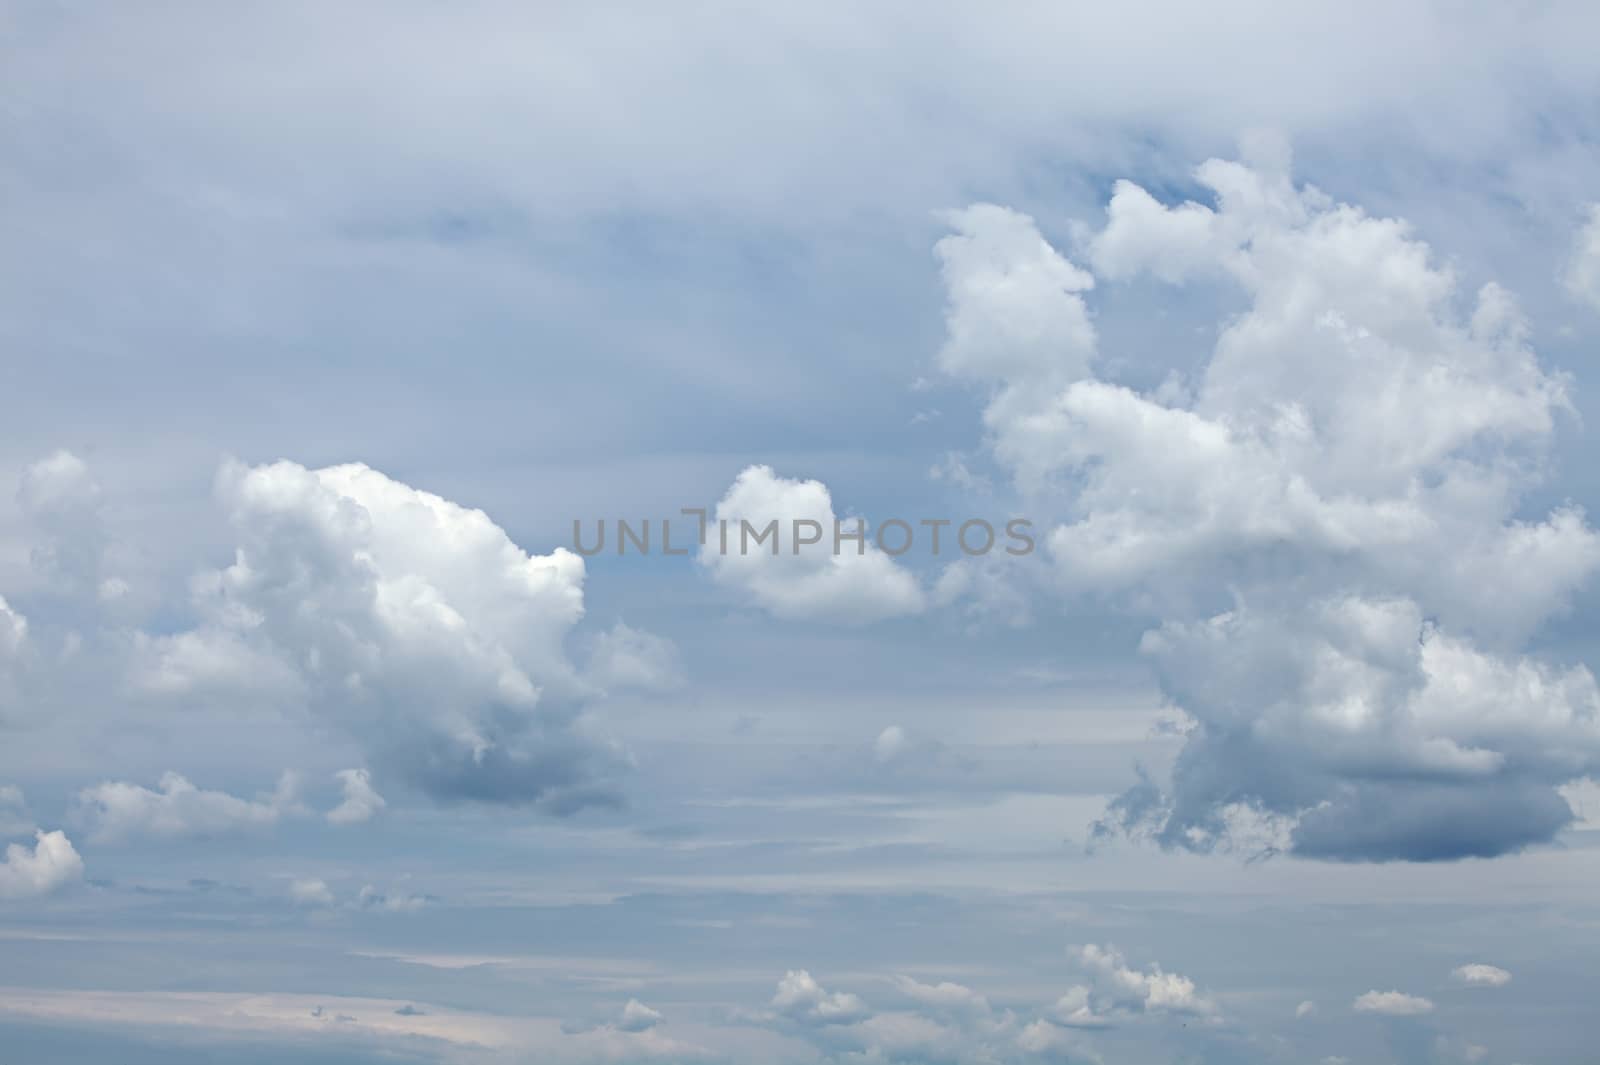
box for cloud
[1296,1000,1317,1019]
[0,784,31,837]
[938,147,1600,862]
[289,878,335,907]
[583,622,685,693]
[616,999,663,1032]
[890,976,991,1017]
[1052,944,1214,1028]
[1452,964,1512,987]
[0,595,30,718]
[0,830,84,899]
[771,970,871,1026]
[357,883,429,913]
[1353,990,1434,1016]
[146,459,628,811]
[78,771,303,842]
[700,465,926,623]
[326,768,386,826]
[1565,204,1600,311]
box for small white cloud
[78,771,304,842]
[0,830,84,899]
[701,466,925,624]
[1452,963,1512,988]
[873,726,908,764]
[1296,1000,1317,1018]
[1353,990,1434,1016]
[771,970,869,1026]
[289,878,335,907]
[326,769,386,826]
[891,976,990,1016]
[616,999,663,1032]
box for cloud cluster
[764,948,1210,1064]
[937,145,1600,861]
[1052,943,1215,1028]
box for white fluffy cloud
[1452,963,1512,987]
[701,466,925,623]
[939,146,1600,861]
[326,768,386,826]
[1353,990,1434,1016]
[0,830,84,900]
[771,970,871,1027]
[1565,204,1600,311]
[146,460,627,811]
[78,771,303,842]
[1052,944,1214,1028]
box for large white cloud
[701,465,925,623]
[938,146,1600,861]
[145,459,628,810]
[0,829,83,900]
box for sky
[4,3,1600,1063]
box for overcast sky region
[5,3,1600,1064]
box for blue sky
[4,3,1600,1063]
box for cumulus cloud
[0,830,84,899]
[1452,964,1512,987]
[1565,204,1600,311]
[1052,944,1214,1028]
[145,459,628,811]
[700,465,925,623]
[1353,990,1434,1016]
[78,771,303,842]
[940,146,1600,862]
[771,970,871,1027]
[326,768,386,826]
